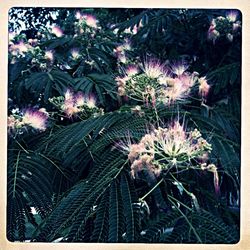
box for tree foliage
[7,8,241,243]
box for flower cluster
[51,25,64,37]
[113,39,133,64]
[8,33,56,69]
[208,10,241,43]
[116,59,210,105]
[49,89,103,119]
[119,121,217,185]
[8,108,49,135]
[75,12,100,34]
[112,20,143,36]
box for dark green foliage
[7,150,54,241]
[8,8,241,243]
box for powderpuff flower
[119,120,213,178]
[208,29,220,43]
[85,95,96,108]
[9,32,16,42]
[115,76,129,87]
[117,53,127,64]
[124,27,133,34]
[116,135,146,162]
[125,65,140,77]
[71,48,80,60]
[51,25,63,37]
[83,14,98,29]
[65,89,74,102]
[198,77,210,98]
[44,50,54,61]
[233,22,241,32]
[28,38,38,46]
[9,42,31,56]
[122,39,132,51]
[142,59,166,79]
[114,45,124,54]
[75,11,82,20]
[226,10,238,22]
[63,105,79,117]
[75,92,85,106]
[22,109,49,131]
[178,72,198,88]
[164,79,190,103]
[157,122,188,157]
[7,115,17,133]
[132,25,138,35]
[170,60,189,76]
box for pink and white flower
[22,109,49,131]
[51,25,64,37]
[71,48,80,60]
[84,14,98,29]
[142,59,166,79]
[198,77,210,98]
[44,50,54,61]
[125,65,140,76]
[226,10,238,22]
[170,61,189,76]
[85,95,96,108]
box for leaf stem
[13,151,21,198]
[139,178,164,201]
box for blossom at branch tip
[198,77,210,98]
[76,12,99,29]
[44,50,54,61]
[142,59,166,79]
[125,65,140,77]
[85,95,96,108]
[83,14,98,29]
[51,25,64,37]
[170,60,189,76]
[226,10,238,22]
[22,108,49,131]
[118,120,212,178]
[71,48,80,60]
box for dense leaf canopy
[7,8,241,243]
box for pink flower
[85,95,96,108]
[9,32,16,42]
[7,115,17,133]
[45,50,54,61]
[207,23,220,43]
[64,89,74,102]
[170,60,189,76]
[71,48,80,59]
[233,22,241,32]
[75,92,85,106]
[81,14,98,28]
[226,10,238,22]
[115,76,129,87]
[75,11,82,20]
[28,38,38,46]
[198,77,210,98]
[9,42,32,56]
[51,25,63,37]
[125,65,139,76]
[163,79,190,103]
[142,59,166,79]
[22,109,48,131]
[178,72,197,88]
[117,53,127,63]
[64,105,79,117]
